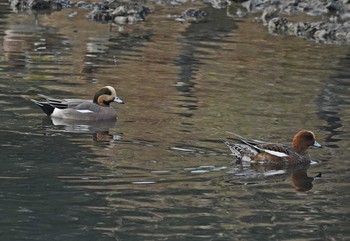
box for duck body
[50,101,117,121]
[31,86,124,121]
[223,130,322,165]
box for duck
[30,86,124,121]
[222,130,322,165]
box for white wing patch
[262,149,289,157]
[76,109,94,113]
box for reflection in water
[3,29,31,63]
[291,167,321,192]
[42,116,119,142]
[222,162,320,192]
[82,33,149,83]
[175,7,238,118]
[316,53,350,147]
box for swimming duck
[31,86,124,121]
[223,130,322,165]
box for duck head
[292,130,322,154]
[93,86,124,106]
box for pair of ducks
[31,86,322,165]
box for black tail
[30,99,55,116]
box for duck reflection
[42,116,119,142]
[251,163,321,192]
[290,167,321,192]
[223,162,321,192]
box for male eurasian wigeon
[223,130,322,165]
[31,86,124,120]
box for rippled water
[1,2,350,241]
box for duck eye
[304,134,314,141]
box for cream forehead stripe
[104,86,117,97]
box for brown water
[1,1,349,241]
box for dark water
[1,1,350,241]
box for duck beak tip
[313,141,322,148]
[114,97,124,104]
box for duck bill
[313,141,322,148]
[113,97,124,104]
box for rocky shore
[8,0,350,44]
[239,0,350,44]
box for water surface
[0,2,349,241]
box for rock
[241,0,253,12]
[86,1,150,24]
[240,0,350,44]
[268,17,288,34]
[335,31,347,41]
[9,0,64,11]
[87,7,113,21]
[262,5,279,25]
[204,0,230,9]
[175,8,208,23]
[326,0,343,12]
[7,0,350,45]
[341,12,350,22]
[267,16,350,44]
[68,11,78,18]
[112,6,127,16]
[114,16,128,24]
[314,29,328,41]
